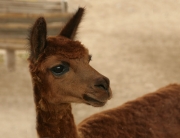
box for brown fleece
[78,84,180,138]
[36,99,77,138]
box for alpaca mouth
[83,94,107,107]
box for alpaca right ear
[59,7,84,39]
[29,17,47,62]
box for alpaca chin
[82,94,107,107]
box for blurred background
[0,0,180,137]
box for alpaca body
[78,84,180,138]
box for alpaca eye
[50,65,69,76]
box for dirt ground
[1,0,180,138]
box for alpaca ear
[59,7,84,39]
[29,17,47,62]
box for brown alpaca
[78,84,180,138]
[28,8,111,138]
[29,7,180,138]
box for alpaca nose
[94,77,110,92]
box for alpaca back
[78,84,180,138]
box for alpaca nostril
[95,84,107,90]
[94,77,110,91]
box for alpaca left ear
[29,17,47,62]
[59,7,85,40]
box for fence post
[5,49,15,70]
[61,0,68,12]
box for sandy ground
[1,0,180,137]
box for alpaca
[29,7,180,138]
[28,8,112,138]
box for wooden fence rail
[0,0,72,70]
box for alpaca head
[28,8,112,107]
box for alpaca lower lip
[83,94,107,107]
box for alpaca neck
[34,92,78,138]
